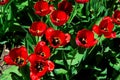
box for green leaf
[10,72,23,80]
[67,52,83,66]
[18,65,30,80]
[54,68,68,75]
[0,66,21,80]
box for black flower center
[52,37,60,46]
[35,62,44,71]
[79,38,86,44]
[37,51,45,57]
[15,57,24,65]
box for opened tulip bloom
[112,10,120,25]
[45,28,71,48]
[34,41,51,59]
[4,46,28,67]
[76,29,97,48]
[29,54,54,80]
[34,1,51,16]
[92,16,116,38]
[50,10,69,26]
[29,21,47,36]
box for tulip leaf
[0,66,21,80]
[54,68,68,75]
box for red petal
[75,0,89,3]
[4,55,14,65]
[46,60,55,72]
[104,32,116,38]
[30,72,41,80]
[92,25,101,35]
[65,33,71,44]
[36,41,46,47]
[45,27,54,40]
[19,46,28,60]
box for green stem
[67,2,78,24]
[68,48,78,69]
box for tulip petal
[4,55,14,65]
[47,60,55,72]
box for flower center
[36,30,41,34]
[52,37,60,46]
[56,18,60,22]
[14,57,24,65]
[101,27,107,31]
[79,38,86,44]
[35,62,44,71]
[37,51,45,57]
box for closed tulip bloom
[58,0,73,15]
[112,10,120,25]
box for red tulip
[75,0,89,4]
[34,41,51,59]
[29,54,54,80]
[34,1,51,16]
[58,1,73,15]
[76,29,97,48]
[45,28,71,48]
[92,16,116,38]
[29,21,47,36]
[0,0,9,5]
[112,10,120,25]
[50,10,69,26]
[4,46,28,67]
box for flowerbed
[0,0,120,80]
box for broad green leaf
[54,68,68,75]
[0,66,21,80]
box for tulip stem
[67,2,78,24]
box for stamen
[35,62,44,71]
[37,51,45,57]
[52,37,60,46]
[15,57,24,65]
[79,38,86,44]
[101,27,107,31]
[56,18,60,22]
[117,18,120,22]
